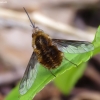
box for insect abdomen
[37,45,63,69]
[33,34,63,69]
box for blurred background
[0,0,100,100]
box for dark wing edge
[52,39,94,53]
[19,52,39,95]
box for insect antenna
[23,7,35,28]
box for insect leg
[49,70,56,77]
[64,56,78,67]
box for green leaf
[54,63,86,94]
[5,26,100,100]
[5,85,19,100]
[54,26,100,95]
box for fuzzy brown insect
[19,7,94,95]
[32,28,63,69]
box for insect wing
[52,39,94,53]
[19,52,39,95]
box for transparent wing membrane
[19,52,39,95]
[52,39,94,53]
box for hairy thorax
[32,30,63,69]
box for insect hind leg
[49,70,56,77]
[64,56,78,67]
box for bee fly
[19,7,94,95]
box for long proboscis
[23,7,35,28]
